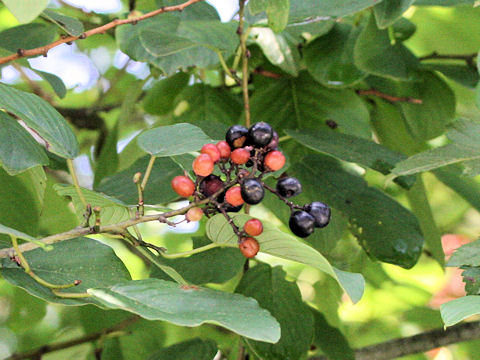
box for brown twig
[356,89,423,104]
[0,0,204,66]
[418,51,477,67]
[310,321,480,360]
[6,316,139,360]
[253,68,282,79]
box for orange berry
[225,186,244,207]
[201,143,221,163]
[216,140,231,159]
[244,218,263,236]
[193,154,214,176]
[264,150,285,171]
[231,148,250,165]
[171,176,195,197]
[186,207,203,222]
[239,237,260,258]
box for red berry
[193,154,214,176]
[201,143,221,163]
[264,150,285,171]
[244,218,263,236]
[171,176,195,197]
[216,141,231,159]
[231,148,250,165]
[239,237,260,258]
[186,207,203,222]
[225,186,244,207]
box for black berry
[199,175,224,197]
[241,178,265,205]
[265,130,279,151]
[226,125,248,148]
[276,177,302,198]
[305,202,331,228]
[289,211,315,238]
[248,122,273,147]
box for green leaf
[206,213,364,303]
[236,264,313,360]
[266,0,290,33]
[41,9,84,36]
[289,0,380,19]
[0,23,57,52]
[304,23,365,87]
[0,237,132,305]
[312,310,354,360]
[285,128,409,176]
[250,71,371,138]
[93,122,119,188]
[88,278,281,343]
[151,237,245,285]
[116,5,238,76]
[143,72,190,115]
[34,70,67,99]
[0,112,49,175]
[138,123,212,157]
[54,184,130,226]
[0,83,79,159]
[441,296,480,327]
[148,338,218,360]
[292,155,423,269]
[461,267,480,295]
[427,64,479,89]
[354,14,419,80]
[393,121,480,176]
[250,27,299,76]
[97,155,181,206]
[373,0,415,29]
[447,240,480,267]
[2,0,49,23]
[0,223,50,250]
[415,0,475,4]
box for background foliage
[0,0,480,359]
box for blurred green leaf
[236,264,313,360]
[0,23,56,52]
[0,237,132,305]
[138,123,212,157]
[441,296,480,326]
[94,122,119,188]
[427,64,479,89]
[143,72,190,115]
[304,23,365,87]
[34,70,67,98]
[0,111,48,175]
[0,83,79,159]
[447,240,480,267]
[206,213,364,303]
[148,338,217,360]
[2,0,48,23]
[41,9,84,36]
[88,278,281,343]
[373,0,415,29]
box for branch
[0,0,205,66]
[6,316,139,360]
[310,321,480,360]
[356,89,423,104]
[418,51,477,66]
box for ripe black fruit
[241,178,265,205]
[276,177,302,198]
[226,125,248,148]
[248,122,273,147]
[289,211,315,238]
[199,175,223,197]
[305,202,331,228]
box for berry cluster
[170,122,331,258]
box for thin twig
[67,159,88,208]
[141,155,156,191]
[263,183,303,211]
[356,89,423,104]
[237,0,251,128]
[0,0,205,66]
[310,321,480,360]
[6,316,139,360]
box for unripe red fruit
[201,143,221,163]
[199,174,224,197]
[186,207,203,222]
[225,186,244,207]
[264,150,286,171]
[239,237,260,258]
[231,148,250,165]
[216,141,231,159]
[193,154,214,176]
[244,218,263,236]
[171,176,195,197]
